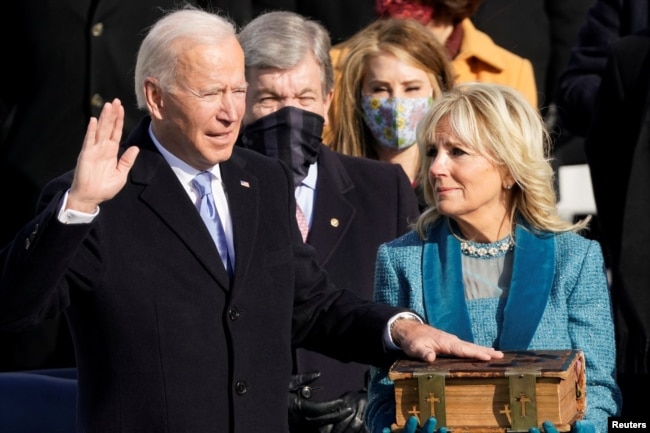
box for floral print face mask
[361,96,433,151]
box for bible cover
[387,350,586,432]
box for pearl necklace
[448,219,514,259]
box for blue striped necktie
[192,171,233,277]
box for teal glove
[529,420,596,433]
[382,416,447,433]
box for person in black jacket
[237,11,421,432]
[555,1,650,417]
[0,0,252,373]
[583,28,650,419]
[556,0,649,137]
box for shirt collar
[299,162,318,190]
[148,123,222,189]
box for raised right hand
[67,98,139,213]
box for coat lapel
[308,146,355,265]
[219,150,259,289]
[422,219,474,341]
[498,224,555,349]
[421,219,555,349]
[127,118,232,290]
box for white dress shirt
[295,162,318,229]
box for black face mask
[241,106,324,187]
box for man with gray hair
[238,11,420,433]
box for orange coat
[453,18,537,108]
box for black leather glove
[288,371,353,433]
[326,389,370,433]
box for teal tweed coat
[366,218,622,433]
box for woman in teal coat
[366,83,621,433]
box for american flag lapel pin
[240,180,250,188]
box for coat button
[91,22,104,37]
[299,385,313,399]
[228,307,240,321]
[90,93,104,109]
[235,381,248,395]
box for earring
[506,184,513,190]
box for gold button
[91,22,104,37]
[330,218,339,228]
[90,93,104,108]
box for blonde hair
[327,18,454,158]
[414,82,590,238]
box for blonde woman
[366,83,621,433]
[327,18,455,210]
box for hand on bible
[391,319,504,363]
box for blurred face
[145,37,247,171]
[244,54,332,124]
[361,52,439,98]
[426,117,511,228]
